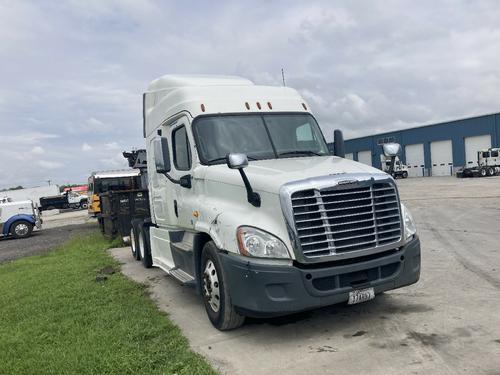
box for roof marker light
[201,103,206,112]
[256,102,262,110]
[302,103,308,110]
[245,102,250,110]
[267,102,272,109]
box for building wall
[341,112,500,174]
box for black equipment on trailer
[99,189,150,243]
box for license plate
[348,287,375,305]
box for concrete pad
[109,176,500,374]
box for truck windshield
[193,114,330,164]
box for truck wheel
[200,242,245,331]
[487,167,495,176]
[138,224,152,268]
[480,168,487,177]
[11,220,33,239]
[130,221,141,261]
[402,171,408,179]
[81,202,88,209]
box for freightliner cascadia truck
[130,75,421,330]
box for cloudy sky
[1,0,500,189]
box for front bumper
[220,236,420,317]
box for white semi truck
[130,75,421,330]
[0,197,42,239]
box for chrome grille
[291,181,402,258]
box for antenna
[281,68,286,86]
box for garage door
[465,135,491,167]
[345,153,354,160]
[405,143,425,177]
[430,140,453,176]
[357,150,372,166]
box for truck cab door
[169,118,197,230]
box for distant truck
[87,169,142,217]
[380,154,408,178]
[0,197,42,239]
[457,147,500,178]
[39,191,88,211]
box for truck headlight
[237,226,290,259]
[401,203,417,241]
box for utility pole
[47,179,51,186]
[281,68,286,87]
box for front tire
[402,171,408,178]
[11,220,33,239]
[200,242,245,331]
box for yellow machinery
[87,170,141,216]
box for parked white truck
[130,75,421,330]
[0,197,42,239]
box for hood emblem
[337,179,358,186]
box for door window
[172,126,191,171]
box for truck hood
[201,156,387,194]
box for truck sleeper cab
[134,75,421,330]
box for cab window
[172,126,191,171]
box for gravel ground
[0,210,96,263]
[111,175,500,375]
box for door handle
[174,200,178,217]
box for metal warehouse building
[343,112,500,177]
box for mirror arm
[238,169,261,207]
[163,173,192,189]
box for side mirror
[226,153,249,169]
[153,138,171,173]
[333,129,345,158]
[226,153,260,207]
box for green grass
[0,232,216,375]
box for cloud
[81,142,93,151]
[1,0,500,188]
[30,146,45,155]
[37,160,64,170]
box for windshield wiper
[278,150,322,157]
[206,155,258,165]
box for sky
[1,0,500,189]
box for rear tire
[11,220,33,239]
[402,171,408,179]
[200,242,245,331]
[480,168,487,177]
[487,167,495,176]
[130,220,141,261]
[138,224,152,268]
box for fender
[2,214,35,236]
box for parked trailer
[99,189,150,244]
[129,74,421,331]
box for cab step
[169,268,196,287]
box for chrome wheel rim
[130,229,136,254]
[138,231,145,259]
[203,260,220,312]
[15,223,29,236]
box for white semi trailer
[130,75,421,330]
